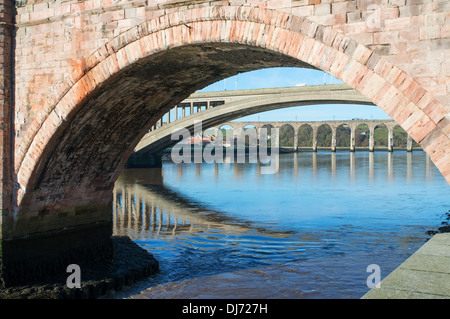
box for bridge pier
[312,127,318,152]
[388,129,394,152]
[369,127,375,152]
[407,135,413,152]
[294,130,299,152]
[331,129,337,153]
[350,127,356,152]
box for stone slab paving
[363,233,450,299]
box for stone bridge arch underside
[1,1,449,286]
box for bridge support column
[369,128,375,152]
[294,130,298,152]
[331,128,336,152]
[388,129,394,152]
[233,126,241,145]
[312,127,318,152]
[350,127,356,152]
[407,135,413,152]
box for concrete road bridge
[0,0,449,289]
[129,84,416,167]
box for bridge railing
[151,100,226,131]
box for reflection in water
[350,152,355,180]
[426,153,432,180]
[111,151,449,299]
[369,152,374,180]
[331,152,336,178]
[312,152,317,178]
[407,152,412,180]
[294,152,298,177]
[387,152,394,179]
[114,174,293,239]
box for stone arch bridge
[0,0,449,288]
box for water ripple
[110,152,450,299]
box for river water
[110,151,450,299]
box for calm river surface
[110,151,449,299]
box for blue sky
[198,67,391,122]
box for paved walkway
[362,232,450,299]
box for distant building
[180,135,212,145]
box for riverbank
[0,236,159,299]
[362,231,450,299]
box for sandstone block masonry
[0,0,14,238]
[10,1,450,195]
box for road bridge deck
[363,232,450,299]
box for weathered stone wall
[0,0,14,239]
[0,0,447,288]
[13,1,450,144]
[3,0,449,238]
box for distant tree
[298,125,313,147]
[279,125,294,147]
[336,125,350,147]
[374,125,388,147]
[355,124,369,147]
[317,125,331,147]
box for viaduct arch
[0,0,448,287]
[222,119,403,152]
